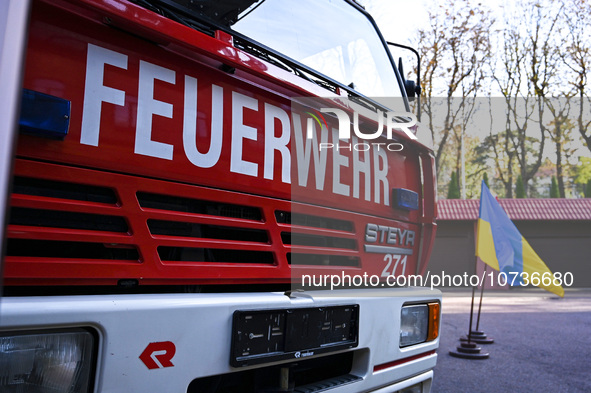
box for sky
[359,0,430,45]
[361,0,505,46]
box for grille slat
[7,226,134,244]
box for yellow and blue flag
[475,181,564,297]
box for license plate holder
[231,305,359,367]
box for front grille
[5,159,373,286]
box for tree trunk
[555,122,566,198]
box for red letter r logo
[139,341,176,370]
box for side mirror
[406,80,421,99]
[388,41,421,120]
[398,57,420,100]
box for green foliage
[574,157,591,185]
[483,172,489,188]
[447,171,461,199]
[515,175,526,198]
[586,179,591,198]
[550,176,560,198]
[441,135,490,199]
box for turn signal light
[427,302,440,341]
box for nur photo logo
[305,107,417,151]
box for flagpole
[463,262,494,344]
[449,251,490,359]
[475,264,487,332]
[467,285,475,344]
[449,285,489,359]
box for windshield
[231,0,402,98]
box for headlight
[400,302,440,347]
[0,329,96,393]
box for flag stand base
[451,268,491,360]
[460,330,494,344]
[449,341,490,359]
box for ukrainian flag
[476,181,564,297]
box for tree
[550,176,560,198]
[483,172,489,188]
[515,175,526,198]
[418,0,493,183]
[490,20,530,198]
[410,0,590,199]
[489,0,563,197]
[547,109,576,197]
[478,131,519,198]
[586,179,591,198]
[447,171,461,199]
[446,133,490,198]
[574,157,591,195]
[562,0,591,153]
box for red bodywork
[6,0,437,286]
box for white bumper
[0,287,440,392]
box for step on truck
[0,0,440,392]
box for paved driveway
[431,290,591,393]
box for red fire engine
[0,0,440,392]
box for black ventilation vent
[293,374,362,393]
[148,220,268,242]
[138,192,262,220]
[12,176,117,204]
[6,239,139,260]
[10,207,128,233]
[158,246,274,264]
[281,232,356,250]
[188,351,358,393]
[275,211,353,232]
[287,253,359,267]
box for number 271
[381,254,407,277]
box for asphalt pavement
[431,289,591,393]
